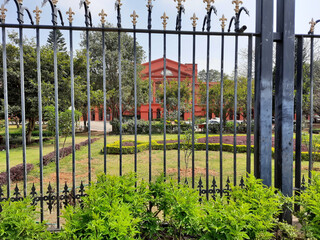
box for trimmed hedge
[43,138,100,166]
[101,140,149,154]
[110,119,191,135]
[0,163,34,185]
[8,130,53,138]
[104,138,320,162]
[102,140,255,155]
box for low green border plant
[297,172,320,239]
[101,139,254,155]
[0,198,51,240]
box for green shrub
[103,140,254,155]
[200,175,286,240]
[0,198,51,240]
[297,173,320,239]
[60,173,149,239]
[142,176,202,239]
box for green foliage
[201,175,286,240]
[102,139,254,155]
[58,174,289,239]
[46,29,67,52]
[80,27,146,120]
[44,106,81,138]
[60,173,149,239]
[297,173,320,239]
[302,132,320,162]
[156,79,191,113]
[110,119,191,135]
[0,198,51,240]
[182,127,193,177]
[199,77,253,125]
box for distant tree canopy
[78,25,147,120]
[199,76,254,124]
[47,29,67,52]
[156,79,192,114]
[198,69,228,82]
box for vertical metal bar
[274,0,295,223]
[69,22,76,203]
[133,25,137,177]
[246,35,253,174]
[254,0,274,186]
[86,29,91,182]
[309,37,314,182]
[163,31,167,179]
[191,26,196,188]
[102,24,107,175]
[177,32,181,183]
[53,27,60,229]
[118,29,123,177]
[19,26,27,197]
[205,33,210,200]
[2,24,10,199]
[233,35,239,186]
[148,28,152,183]
[295,36,303,212]
[36,26,44,222]
[219,30,225,195]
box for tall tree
[198,69,225,82]
[199,77,253,124]
[78,24,147,121]
[156,79,191,118]
[47,29,67,52]
[0,32,71,143]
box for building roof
[141,58,198,80]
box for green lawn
[1,131,320,225]
[1,132,319,194]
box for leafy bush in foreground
[297,172,320,239]
[0,198,51,240]
[59,174,288,240]
[201,175,286,240]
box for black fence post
[254,0,274,186]
[274,0,295,224]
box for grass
[1,130,320,225]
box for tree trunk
[83,112,88,132]
[15,117,20,128]
[26,118,36,144]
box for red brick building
[90,58,215,121]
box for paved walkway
[79,121,112,132]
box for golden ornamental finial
[146,0,155,8]
[33,6,42,25]
[310,18,316,34]
[190,13,198,28]
[203,0,214,12]
[0,5,7,22]
[85,0,91,5]
[174,0,186,10]
[232,0,243,13]
[219,14,227,29]
[161,12,169,30]
[117,0,123,8]
[52,0,58,5]
[66,8,75,23]
[130,10,139,26]
[17,0,23,4]
[99,9,107,24]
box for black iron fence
[0,0,317,228]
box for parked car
[208,117,220,125]
[314,114,320,123]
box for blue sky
[3,0,320,74]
